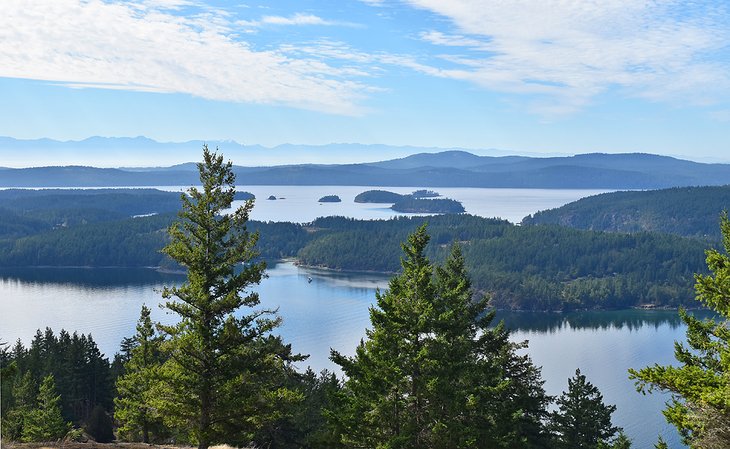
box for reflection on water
[497,308,716,334]
[1,262,699,448]
[0,266,185,286]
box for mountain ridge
[1,148,729,189]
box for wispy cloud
[0,0,369,114]
[236,12,352,28]
[401,0,730,116]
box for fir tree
[331,229,551,449]
[630,213,730,449]
[115,305,167,442]
[2,371,36,441]
[550,369,620,449]
[155,146,302,449]
[22,374,70,442]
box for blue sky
[1,0,729,165]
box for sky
[1,0,729,166]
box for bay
[130,185,609,223]
[0,262,699,448]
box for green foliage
[630,213,730,448]
[550,369,620,449]
[391,197,465,213]
[21,374,70,442]
[523,185,730,241]
[86,405,115,443]
[2,328,114,426]
[2,371,36,441]
[155,146,303,449]
[331,226,551,448]
[114,305,167,443]
[297,215,706,310]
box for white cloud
[0,0,369,114]
[236,12,345,28]
[406,0,730,115]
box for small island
[391,197,465,214]
[354,190,405,203]
[411,189,440,198]
[267,195,277,200]
[234,191,255,200]
[318,195,342,203]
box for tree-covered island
[317,195,341,202]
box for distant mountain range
[0,136,519,168]
[1,147,730,189]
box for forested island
[410,189,440,198]
[317,195,341,203]
[0,188,710,310]
[354,189,404,203]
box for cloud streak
[0,0,369,114]
[404,0,730,115]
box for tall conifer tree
[22,374,70,442]
[115,305,166,442]
[155,146,300,449]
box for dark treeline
[0,210,710,309]
[523,185,730,241]
[390,197,465,213]
[0,328,342,447]
[1,328,114,442]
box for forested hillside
[297,216,706,310]
[0,190,711,310]
[523,185,730,240]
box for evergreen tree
[155,146,301,449]
[550,369,620,449]
[22,374,70,442]
[115,305,167,442]
[630,213,730,449]
[2,371,36,441]
[331,228,551,448]
[86,405,115,443]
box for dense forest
[390,197,465,213]
[0,188,710,310]
[523,185,730,240]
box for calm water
[145,185,609,223]
[0,262,702,448]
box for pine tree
[331,229,551,449]
[2,371,36,441]
[550,369,620,449]
[155,146,302,449]
[331,224,434,448]
[22,374,70,442]
[115,305,167,442]
[630,213,730,449]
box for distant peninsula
[391,197,465,214]
[267,195,277,200]
[318,195,341,203]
